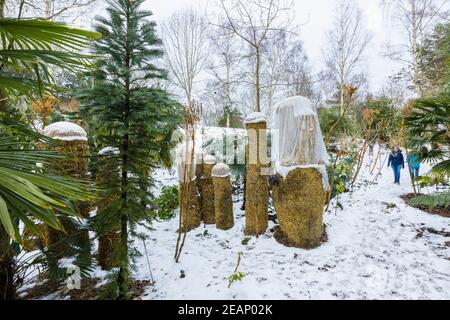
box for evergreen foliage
[77,0,182,298]
[406,90,450,176]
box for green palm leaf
[0,18,101,98]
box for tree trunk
[117,124,129,297]
[118,3,131,296]
[0,225,15,300]
[255,47,261,112]
[340,82,345,116]
[0,0,5,18]
[45,0,53,19]
[411,0,423,97]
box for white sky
[133,0,405,93]
[86,0,411,93]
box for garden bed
[20,278,151,300]
[401,193,450,218]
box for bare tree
[379,73,409,108]
[261,31,288,117]
[206,23,247,124]
[5,0,97,21]
[161,8,209,106]
[383,0,449,97]
[216,0,295,113]
[259,32,317,117]
[323,0,371,115]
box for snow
[98,146,119,155]
[275,162,330,191]
[243,112,267,124]
[42,121,87,142]
[211,163,231,177]
[133,144,449,300]
[203,155,216,164]
[26,144,450,300]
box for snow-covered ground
[133,147,450,300]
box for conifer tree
[77,0,182,298]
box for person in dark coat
[387,146,404,184]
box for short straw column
[212,163,234,230]
[199,155,216,224]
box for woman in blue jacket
[387,146,404,184]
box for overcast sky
[87,0,414,94]
[135,0,405,93]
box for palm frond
[0,128,97,240]
[0,18,100,98]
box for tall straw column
[212,163,234,230]
[42,121,91,256]
[244,113,269,236]
[96,147,120,270]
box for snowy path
[136,149,450,300]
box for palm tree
[406,90,450,175]
[0,17,99,299]
[0,18,100,99]
[405,90,450,209]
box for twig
[142,239,154,285]
[228,253,242,288]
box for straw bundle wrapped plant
[179,179,201,232]
[95,147,121,270]
[22,223,50,252]
[244,115,269,236]
[41,121,91,256]
[272,167,326,248]
[212,163,234,230]
[198,155,216,224]
[271,96,329,248]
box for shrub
[153,186,179,220]
[409,192,450,210]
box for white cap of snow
[275,162,330,191]
[98,146,119,155]
[42,121,87,141]
[244,112,266,124]
[212,163,231,177]
[203,155,216,164]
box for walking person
[407,153,421,179]
[387,146,404,184]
